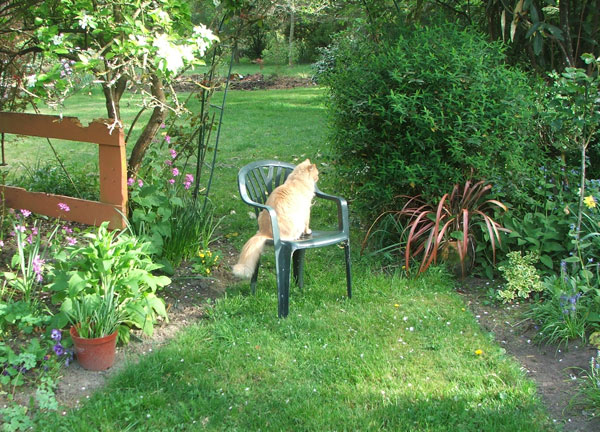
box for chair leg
[275,244,293,318]
[250,257,260,295]
[344,241,352,299]
[292,249,305,290]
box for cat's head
[297,159,319,183]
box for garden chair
[237,160,352,318]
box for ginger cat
[232,159,319,279]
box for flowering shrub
[191,249,221,277]
[527,261,590,346]
[128,143,217,270]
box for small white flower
[52,34,64,45]
[25,75,37,88]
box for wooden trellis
[0,112,127,229]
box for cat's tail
[232,234,269,279]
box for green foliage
[573,350,600,416]
[320,23,547,220]
[190,248,220,277]
[497,251,544,303]
[527,271,589,347]
[49,222,170,343]
[364,180,508,277]
[501,211,570,272]
[9,161,99,201]
[129,146,220,271]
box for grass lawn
[13,74,556,430]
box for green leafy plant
[527,266,589,347]
[320,23,548,221]
[64,285,126,339]
[49,222,171,343]
[191,248,221,278]
[497,251,544,303]
[365,180,508,277]
[572,350,600,416]
[129,145,220,272]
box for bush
[320,23,548,221]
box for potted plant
[65,285,126,371]
[50,221,171,369]
[365,180,509,277]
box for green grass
[12,81,556,431]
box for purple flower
[127,177,135,186]
[31,227,38,235]
[172,168,180,176]
[165,135,171,144]
[53,343,65,356]
[58,203,70,212]
[66,236,77,246]
[51,329,62,342]
[138,179,144,187]
[20,209,31,217]
[26,234,33,244]
[169,148,177,159]
[168,178,175,185]
[15,225,26,233]
[62,226,73,234]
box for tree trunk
[559,0,575,67]
[101,75,127,119]
[288,4,295,66]
[127,73,167,176]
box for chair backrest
[238,160,296,214]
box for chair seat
[265,230,347,249]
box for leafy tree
[0,0,218,175]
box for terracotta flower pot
[70,326,118,371]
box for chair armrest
[238,182,282,244]
[315,188,350,235]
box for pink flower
[165,159,172,166]
[32,255,45,282]
[62,226,73,234]
[20,209,31,217]
[138,179,144,187]
[0,240,4,248]
[185,174,194,183]
[66,236,77,246]
[168,178,175,185]
[127,177,135,186]
[58,203,70,212]
[31,227,38,235]
[184,181,192,190]
[169,148,177,159]
[15,225,26,233]
[160,123,166,129]
[165,135,171,144]
[172,168,180,176]
[26,234,33,244]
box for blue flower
[51,329,61,342]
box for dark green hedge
[319,23,548,219]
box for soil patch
[174,73,315,92]
[458,277,600,432]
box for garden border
[0,112,127,229]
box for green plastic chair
[237,160,352,317]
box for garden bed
[459,278,600,432]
